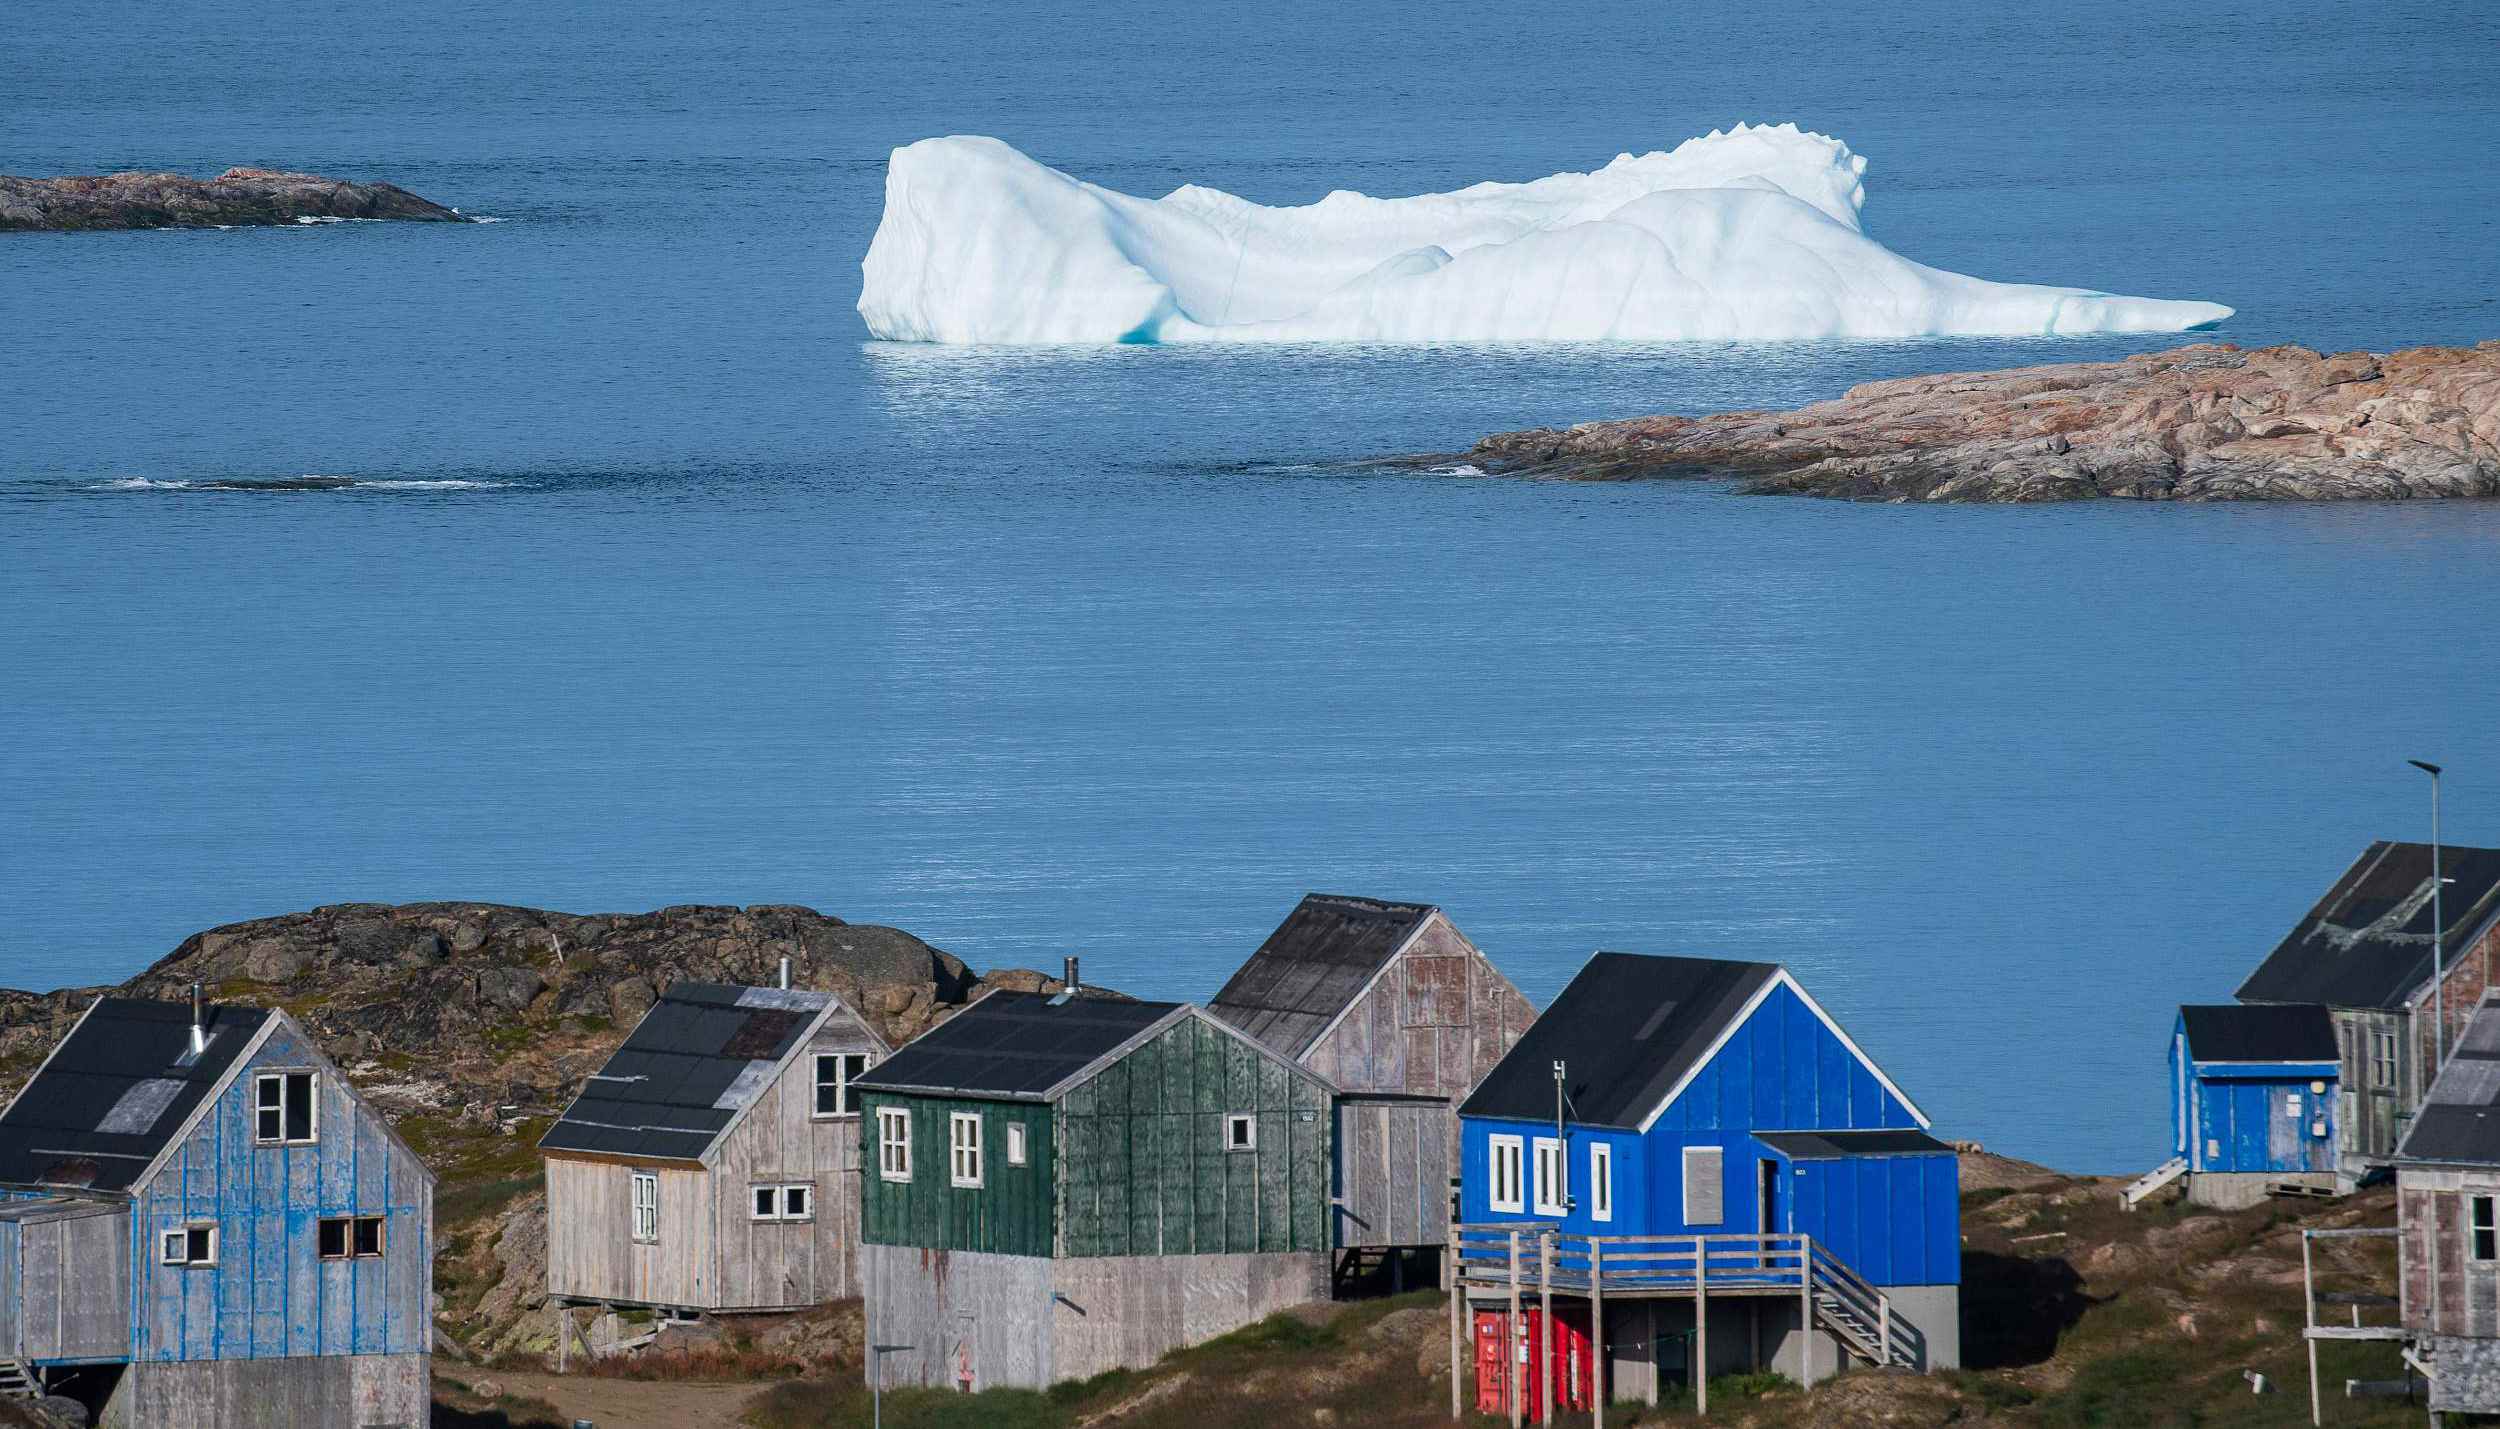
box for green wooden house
[852,985,1334,1390]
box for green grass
[743,1381,1067,1429]
[437,1171,543,1228]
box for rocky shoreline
[1455,341,2500,502]
[0,167,464,231]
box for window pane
[162,1230,187,1264]
[354,1218,383,1257]
[284,1072,314,1141]
[814,1055,839,1116]
[784,1186,810,1218]
[319,1218,348,1258]
[755,1186,777,1218]
[188,1226,214,1263]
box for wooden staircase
[1806,1243,1925,1371]
[0,1359,40,1400]
[2120,1155,2188,1210]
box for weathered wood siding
[543,1157,713,1307]
[0,1205,130,1361]
[1057,1015,1330,1257]
[101,1349,427,1429]
[1333,1096,1450,1248]
[2401,1167,2500,1337]
[2333,1007,2409,1163]
[857,1094,1056,1257]
[129,1020,432,1363]
[859,1243,1328,1390]
[1301,912,1534,1099]
[706,1014,879,1307]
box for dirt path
[485,1370,766,1429]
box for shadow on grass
[1962,1249,2093,1369]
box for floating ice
[858,127,2232,344]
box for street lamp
[868,1342,914,1429]
[2411,760,2445,1066]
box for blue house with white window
[0,992,433,1427]
[2154,1004,2340,1209]
[1455,953,1959,1393]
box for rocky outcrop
[0,167,464,231]
[1460,341,2500,501]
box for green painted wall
[1057,1017,1330,1257]
[857,1093,1056,1256]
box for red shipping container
[1472,1308,1596,1419]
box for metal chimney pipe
[779,955,791,990]
[188,983,208,1057]
[1063,956,1079,993]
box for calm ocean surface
[7,1,2499,1170]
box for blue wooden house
[2150,1004,2340,1209]
[1449,953,1958,1410]
[0,992,432,1427]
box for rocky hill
[0,167,464,231]
[0,901,1077,1354]
[1456,340,2500,501]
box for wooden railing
[1448,1222,1926,1424]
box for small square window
[1226,1114,1256,1152]
[319,1215,385,1259]
[352,1216,383,1257]
[1006,1123,1028,1167]
[254,1071,316,1145]
[781,1184,812,1221]
[814,1052,871,1118]
[753,1185,779,1220]
[319,1217,349,1259]
[163,1224,218,1266]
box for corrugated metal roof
[1206,894,1436,1059]
[1755,1129,1951,1159]
[852,991,1182,1101]
[2238,842,2500,1010]
[1458,953,1778,1129]
[539,981,833,1163]
[0,997,270,1193]
[2179,1003,2339,1064]
[2397,997,2500,1166]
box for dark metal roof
[1458,953,1779,1130]
[1755,1129,1952,1159]
[540,982,833,1163]
[1207,894,1437,1059]
[0,996,271,1193]
[853,991,1182,1101]
[2178,1003,2339,1064]
[2396,998,2500,1166]
[2238,842,2500,1010]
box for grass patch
[437,1171,543,1228]
[744,1379,1066,1429]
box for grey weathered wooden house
[0,993,433,1428]
[539,980,889,1318]
[854,988,1334,1390]
[2233,841,2500,1172]
[2386,993,2500,1414]
[1208,895,1535,1266]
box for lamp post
[869,1342,914,1429]
[2411,759,2445,1066]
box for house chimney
[779,956,791,990]
[1063,956,1079,993]
[188,983,208,1057]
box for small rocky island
[0,167,464,232]
[1458,341,2500,501]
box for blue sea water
[6,0,2500,1171]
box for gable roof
[2178,1004,2339,1065]
[2395,996,2500,1166]
[539,982,850,1163]
[1459,953,1781,1129]
[0,997,272,1194]
[1207,894,1439,1060]
[853,991,1184,1102]
[2238,841,2500,1010]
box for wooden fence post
[1507,1231,1523,1429]
[1590,1241,1605,1429]
[1538,1233,1554,1428]
[1799,1234,1815,1388]
[1879,1289,1893,1366]
[1695,1237,1709,1417]
[1448,1222,1464,1421]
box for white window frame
[781,1183,812,1221]
[1532,1137,1569,1216]
[1006,1122,1028,1167]
[1682,1146,1725,1226]
[813,1052,871,1119]
[1487,1134,1525,1214]
[253,1069,318,1146]
[877,1106,913,1182]
[630,1172,658,1244]
[2372,1029,2398,1090]
[2473,1194,2498,1263]
[160,1223,218,1267]
[750,1184,780,1221]
[950,1111,985,1188]
[1225,1113,1257,1152]
[1589,1143,1614,1223]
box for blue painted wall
[128,1020,432,1362]
[1459,978,1954,1286]
[2169,1014,2338,1174]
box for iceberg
[857,126,2232,345]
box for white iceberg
[857,126,2232,345]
